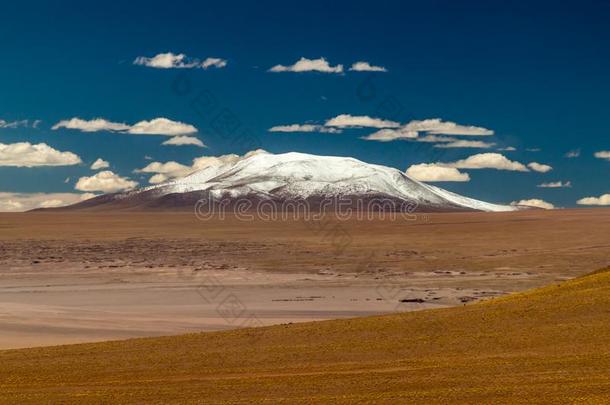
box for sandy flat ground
[0,208,608,349]
[2,268,609,403]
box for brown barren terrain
[0,208,608,349]
[2,208,609,275]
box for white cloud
[511,199,555,210]
[127,118,197,136]
[192,152,251,170]
[146,174,168,184]
[137,150,268,184]
[405,118,493,136]
[200,57,228,69]
[138,161,192,176]
[446,153,529,171]
[161,136,206,147]
[147,173,171,184]
[53,117,198,136]
[349,61,387,72]
[594,151,610,161]
[498,146,517,151]
[80,193,97,201]
[90,158,110,170]
[38,199,65,208]
[405,154,551,178]
[194,149,266,171]
[0,142,82,167]
[268,124,341,133]
[361,128,418,142]
[362,118,493,142]
[577,194,610,206]
[269,57,343,73]
[0,199,23,211]
[434,140,496,149]
[0,192,98,212]
[136,160,196,184]
[269,124,315,132]
[527,162,553,173]
[325,114,399,129]
[134,52,227,69]
[274,116,492,142]
[75,171,137,193]
[415,135,457,143]
[406,164,470,182]
[537,181,571,188]
[52,118,131,132]
[565,149,580,158]
[0,119,38,129]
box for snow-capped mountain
[62,151,517,212]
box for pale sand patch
[0,265,518,349]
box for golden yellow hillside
[1,268,609,404]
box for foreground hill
[1,268,608,403]
[57,151,517,212]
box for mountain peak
[58,151,517,212]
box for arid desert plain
[1,208,609,402]
[1,208,609,348]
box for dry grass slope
[0,268,609,404]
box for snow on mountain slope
[123,150,516,212]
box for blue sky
[0,0,609,210]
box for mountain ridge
[46,151,519,212]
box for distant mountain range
[52,151,519,213]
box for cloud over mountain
[577,194,610,206]
[162,136,206,147]
[511,199,555,210]
[75,171,137,193]
[418,153,553,173]
[446,153,529,171]
[136,161,193,184]
[136,150,267,184]
[0,192,96,212]
[405,164,471,182]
